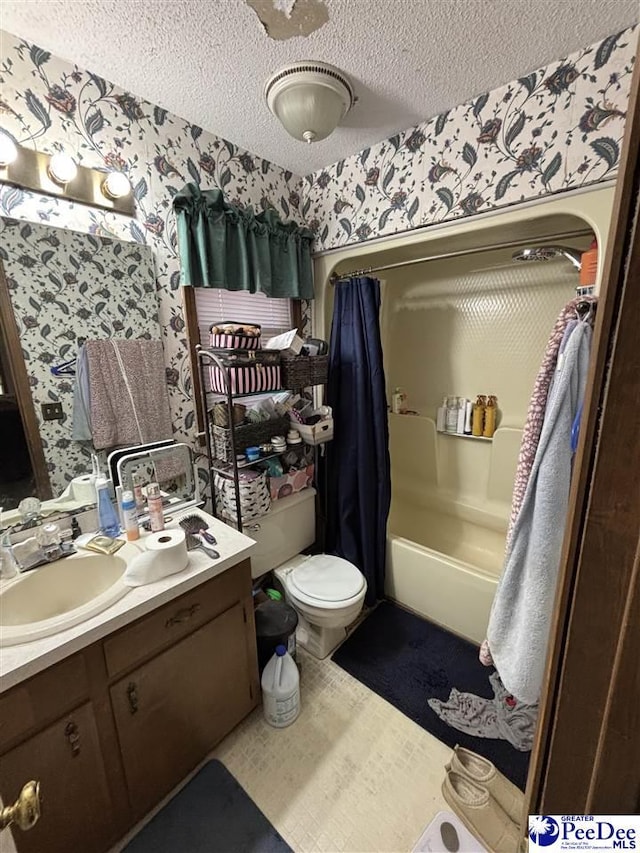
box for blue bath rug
[332,601,530,790]
[123,760,292,853]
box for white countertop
[0,510,256,693]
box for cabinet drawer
[0,654,88,752]
[103,559,251,679]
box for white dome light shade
[265,62,354,144]
[102,171,132,199]
[0,132,18,167]
[48,152,77,184]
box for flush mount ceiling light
[265,61,355,144]
[102,171,132,200]
[48,152,78,185]
[0,131,18,167]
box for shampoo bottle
[445,397,459,433]
[483,395,498,438]
[472,396,486,437]
[146,482,164,532]
[121,490,140,541]
[96,477,121,538]
[464,399,473,435]
[391,387,408,414]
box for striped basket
[209,348,281,396]
[209,321,261,350]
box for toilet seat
[287,554,365,608]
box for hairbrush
[184,531,219,560]
[179,514,217,545]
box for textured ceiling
[2,0,638,174]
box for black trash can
[255,600,298,673]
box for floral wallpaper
[0,217,159,496]
[302,26,638,250]
[0,29,307,495]
[0,24,637,498]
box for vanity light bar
[0,140,135,216]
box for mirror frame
[0,260,52,501]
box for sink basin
[0,543,140,646]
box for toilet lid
[289,554,364,603]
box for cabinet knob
[165,603,201,628]
[126,682,139,715]
[64,721,81,757]
[0,781,41,832]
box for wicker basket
[211,415,290,462]
[212,402,246,428]
[281,354,329,390]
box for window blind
[194,289,293,346]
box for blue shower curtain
[325,276,391,605]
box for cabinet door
[111,601,254,816]
[0,702,114,853]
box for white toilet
[247,488,367,658]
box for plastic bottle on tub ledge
[391,387,408,414]
[261,644,300,728]
[483,395,498,438]
[472,396,486,437]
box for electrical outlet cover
[41,402,64,421]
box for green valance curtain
[173,184,314,299]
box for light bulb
[48,152,77,184]
[102,171,131,199]
[0,131,18,167]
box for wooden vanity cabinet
[111,600,256,817]
[0,702,114,853]
[0,559,259,852]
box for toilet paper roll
[70,475,96,505]
[123,529,189,587]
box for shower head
[511,245,582,270]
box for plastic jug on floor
[261,644,300,728]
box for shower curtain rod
[329,228,593,284]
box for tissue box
[264,329,304,354]
[297,418,333,445]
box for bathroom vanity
[0,515,258,853]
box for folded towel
[86,340,172,450]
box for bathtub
[385,499,506,644]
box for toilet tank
[245,488,316,579]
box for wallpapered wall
[302,26,637,251]
[0,29,308,487]
[0,25,637,482]
[0,218,159,495]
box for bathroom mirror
[0,216,161,525]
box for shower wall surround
[0,29,307,477]
[302,26,637,250]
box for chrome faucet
[0,523,75,575]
